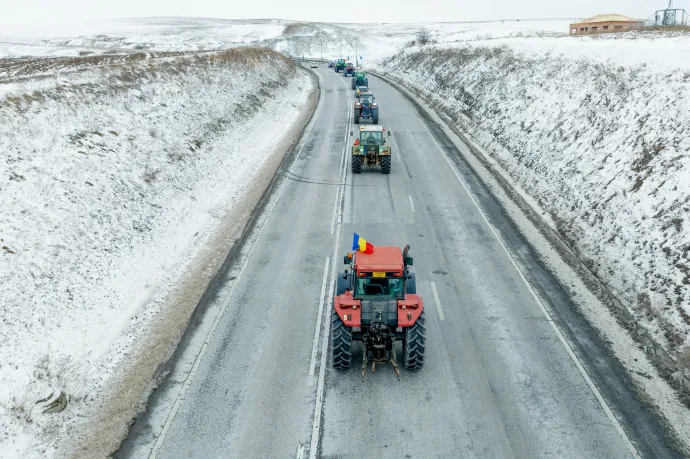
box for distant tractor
[345,62,355,76]
[351,125,391,174]
[354,92,379,125]
[335,58,346,73]
[352,70,369,89]
[332,243,425,376]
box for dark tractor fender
[337,272,348,295]
[405,272,416,294]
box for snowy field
[373,40,690,392]
[0,48,313,458]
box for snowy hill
[373,36,690,400]
[0,47,314,459]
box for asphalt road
[117,67,681,459]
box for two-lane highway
[117,67,680,459]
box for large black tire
[351,78,356,90]
[332,308,353,369]
[405,272,416,294]
[363,78,369,86]
[354,110,360,124]
[380,155,391,174]
[403,310,426,370]
[352,155,362,173]
[372,109,379,125]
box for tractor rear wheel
[364,78,369,86]
[332,309,353,370]
[372,110,379,124]
[380,155,391,174]
[351,79,356,90]
[403,310,426,370]
[352,155,362,173]
[354,111,360,124]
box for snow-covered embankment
[0,48,314,457]
[374,43,689,395]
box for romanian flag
[352,233,374,254]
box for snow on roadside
[0,48,313,458]
[374,42,690,392]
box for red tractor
[332,244,425,377]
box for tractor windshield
[355,277,404,299]
[360,95,373,105]
[360,131,383,145]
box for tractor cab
[359,127,383,146]
[359,93,375,106]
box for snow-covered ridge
[0,47,313,458]
[374,44,689,393]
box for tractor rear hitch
[361,349,401,380]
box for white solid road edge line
[426,123,640,459]
[430,281,445,321]
[309,257,331,377]
[147,72,324,459]
[306,70,350,459]
[408,195,416,213]
[309,195,342,459]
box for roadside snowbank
[374,44,690,393]
[0,48,313,458]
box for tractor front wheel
[380,155,391,174]
[352,155,362,173]
[403,310,426,370]
[332,309,353,370]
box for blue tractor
[354,92,379,125]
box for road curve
[117,66,680,459]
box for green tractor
[335,58,346,73]
[352,126,391,174]
[351,70,369,89]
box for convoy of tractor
[323,59,423,376]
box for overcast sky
[1,0,684,25]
